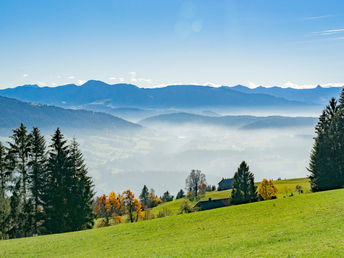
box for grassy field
[1,180,343,257]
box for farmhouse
[195,198,230,211]
[218,178,233,191]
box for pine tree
[176,189,185,199]
[0,142,11,237]
[231,161,257,204]
[69,138,95,230]
[28,127,47,235]
[8,123,32,237]
[308,98,342,191]
[139,185,149,208]
[43,128,71,234]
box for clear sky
[1,0,344,89]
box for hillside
[0,95,141,131]
[150,178,310,217]
[0,80,310,110]
[140,112,317,130]
[1,187,343,257]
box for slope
[1,185,342,257]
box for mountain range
[1,80,333,112]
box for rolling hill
[0,95,141,132]
[1,187,343,257]
[140,112,318,130]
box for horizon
[4,79,344,90]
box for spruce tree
[28,127,47,235]
[43,128,71,234]
[231,161,257,204]
[139,185,149,208]
[0,142,11,237]
[69,138,95,230]
[176,189,185,199]
[8,123,32,237]
[308,98,343,191]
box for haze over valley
[0,81,333,195]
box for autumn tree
[95,192,123,226]
[122,190,144,222]
[257,179,278,200]
[231,161,257,204]
[185,169,206,197]
[198,183,206,196]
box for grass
[1,178,343,257]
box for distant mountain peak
[17,84,40,89]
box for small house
[217,178,233,191]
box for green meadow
[1,178,343,257]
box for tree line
[0,124,94,239]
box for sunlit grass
[1,185,343,257]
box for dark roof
[195,198,230,211]
[219,178,233,185]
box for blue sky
[1,0,344,89]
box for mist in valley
[72,122,316,196]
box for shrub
[179,200,195,214]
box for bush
[179,200,196,214]
[157,208,172,218]
[295,185,304,194]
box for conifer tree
[231,161,257,204]
[8,123,32,237]
[176,189,185,199]
[69,138,95,230]
[28,127,47,235]
[139,185,149,208]
[0,142,11,237]
[43,128,71,234]
[308,98,343,191]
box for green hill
[1,180,343,257]
[150,177,310,217]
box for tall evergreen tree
[42,128,71,234]
[28,127,47,235]
[139,185,149,208]
[0,142,11,237]
[69,138,95,230]
[231,161,257,204]
[7,123,32,237]
[308,97,344,191]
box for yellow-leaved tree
[257,179,278,200]
[123,190,144,222]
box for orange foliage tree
[94,192,124,226]
[258,179,278,200]
[122,190,144,223]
